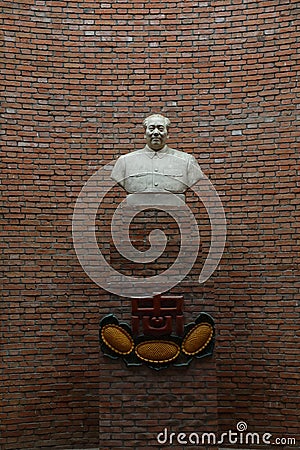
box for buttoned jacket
[111,145,204,194]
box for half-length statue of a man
[111,114,204,200]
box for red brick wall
[2,0,299,449]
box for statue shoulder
[117,148,145,161]
[168,147,196,162]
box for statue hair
[143,114,171,129]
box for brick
[1,0,299,449]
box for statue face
[144,116,169,151]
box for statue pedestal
[99,341,218,448]
[99,206,217,447]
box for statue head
[143,114,170,151]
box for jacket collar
[144,145,169,159]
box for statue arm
[187,155,205,187]
[111,156,126,188]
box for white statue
[111,114,204,202]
